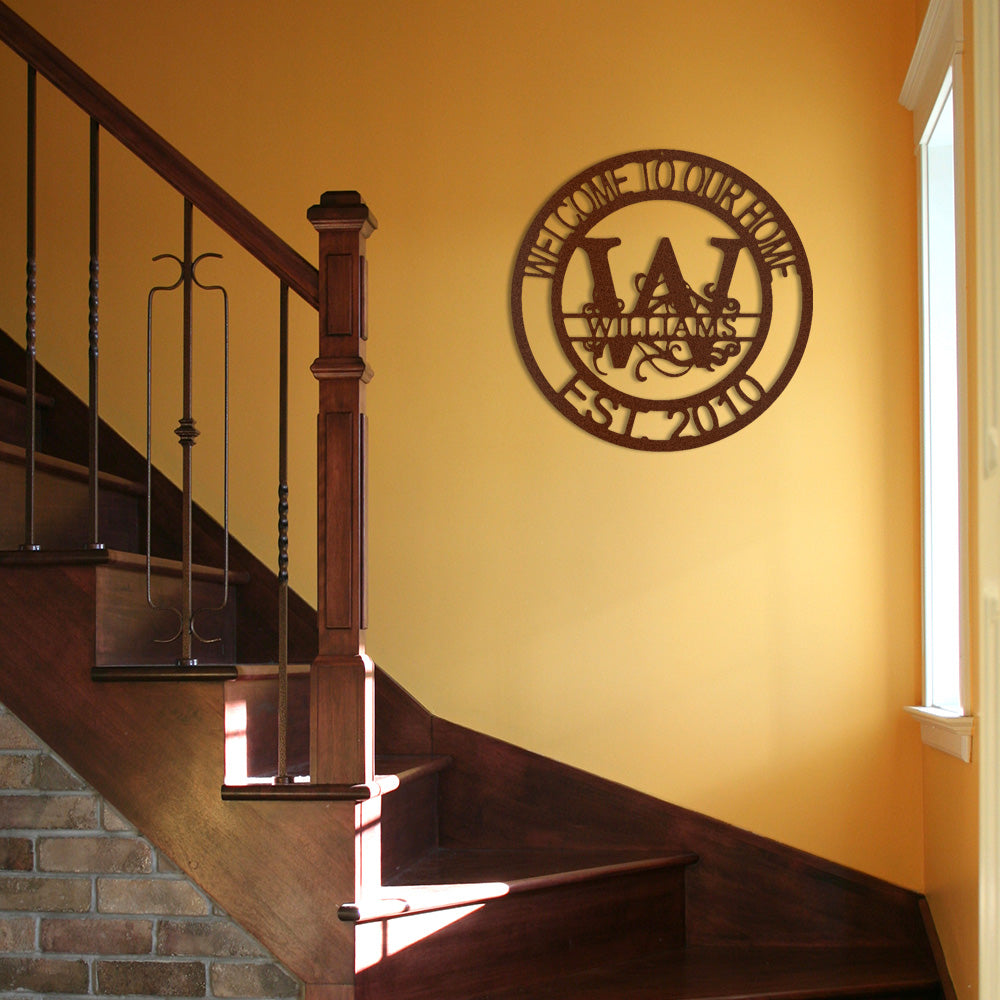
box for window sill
[904,705,974,762]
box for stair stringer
[0,561,357,992]
[375,668,933,954]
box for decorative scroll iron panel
[511,150,812,450]
[146,201,230,667]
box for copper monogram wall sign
[511,150,812,449]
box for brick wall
[0,702,301,998]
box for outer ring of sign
[510,150,813,451]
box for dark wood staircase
[217,638,947,1000]
[0,338,948,998]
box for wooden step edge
[377,753,453,787]
[338,851,699,924]
[0,546,250,585]
[104,549,252,585]
[501,851,698,896]
[0,547,112,567]
[92,663,239,682]
[0,377,55,409]
[0,440,145,495]
[221,781,375,802]
[219,755,453,802]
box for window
[901,0,973,760]
[921,72,963,715]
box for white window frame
[900,0,973,762]
[973,0,1000,994]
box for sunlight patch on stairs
[355,900,492,972]
[225,698,249,784]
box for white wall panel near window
[973,0,1000,993]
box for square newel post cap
[308,191,378,236]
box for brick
[0,875,91,912]
[156,851,182,874]
[0,753,36,789]
[102,804,134,832]
[158,919,265,958]
[41,916,153,955]
[211,961,300,997]
[39,835,152,874]
[0,915,35,951]
[96,959,206,995]
[97,877,210,916]
[0,713,42,750]
[0,956,89,992]
[0,793,98,830]
[0,836,34,871]
[36,755,87,791]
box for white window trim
[973,0,1000,992]
[900,0,973,760]
[903,704,974,762]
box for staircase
[0,357,948,998]
[0,4,951,997]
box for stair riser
[379,771,440,881]
[0,393,47,452]
[225,674,310,780]
[96,564,237,667]
[356,867,686,1000]
[0,461,141,552]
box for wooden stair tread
[105,547,251,584]
[0,544,250,584]
[481,945,941,1000]
[387,846,697,886]
[378,753,453,785]
[0,376,55,409]
[221,753,451,801]
[342,847,698,923]
[0,439,145,495]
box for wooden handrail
[0,0,319,309]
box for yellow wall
[0,0,928,891]
[924,748,978,996]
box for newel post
[307,191,377,785]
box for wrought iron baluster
[22,64,39,552]
[176,199,198,667]
[276,281,291,785]
[144,202,229,666]
[88,117,103,549]
[187,253,230,635]
[145,258,184,627]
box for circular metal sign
[511,150,812,449]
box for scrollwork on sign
[510,150,812,450]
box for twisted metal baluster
[21,65,39,553]
[276,282,291,785]
[88,117,103,549]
